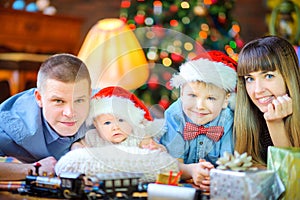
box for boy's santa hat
[171,50,237,109]
[87,86,164,137]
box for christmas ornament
[134,14,145,25]
[158,97,170,110]
[170,53,184,63]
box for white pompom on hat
[86,86,165,137]
[171,50,237,109]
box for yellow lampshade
[78,18,149,90]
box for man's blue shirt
[0,88,88,163]
[160,98,234,166]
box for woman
[234,35,300,167]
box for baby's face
[93,113,133,144]
[181,81,229,125]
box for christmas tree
[119,0,243,111]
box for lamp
[78,18,149,90]
[269,0,300,45]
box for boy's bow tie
[183,122,224,142]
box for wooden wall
[232,0,269,42]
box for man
[0,54,91,180]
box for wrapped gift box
[267,146,300,200]
[210,168,284,200]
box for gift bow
[183,122,224,142]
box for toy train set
[9,164,206,199]
[17,172,147,199]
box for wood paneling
[0,8,83,54]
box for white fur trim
[86,96,146,127]
[171,59,237,92]
[55,146,179,182]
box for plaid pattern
[183,122,224,142]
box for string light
[181,1,190,9]
[184,42,194,51]
[162,58,172,67]
[121,0,131,8]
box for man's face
[35,79,91,137]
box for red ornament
[120,17,127,23]
[159,98,170,110]
[171,53,184,63]
[170,19,179,27]
[170,5,178,12]
[134,14,145,25]
[121,0,131,8]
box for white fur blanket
[55,145,179,182]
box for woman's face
[244,70,287,113]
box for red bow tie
[183,122,224,142]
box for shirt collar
[42,115,74,144]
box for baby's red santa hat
[87,86,165,137]
[171,50,237,109]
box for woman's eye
[244,76,253,83]
[119,118,125,122]
[266,74,274,79]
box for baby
[72,86,166,151]
[56,86,178,181]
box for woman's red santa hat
[171,50,237,109]
[86,86,164,137]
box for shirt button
[199,141,203,145]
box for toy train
[17,172,147,199]
[16,167,207,200]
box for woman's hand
[264,94,292,122]
[265,94,292,147]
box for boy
[160,50,237,190]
